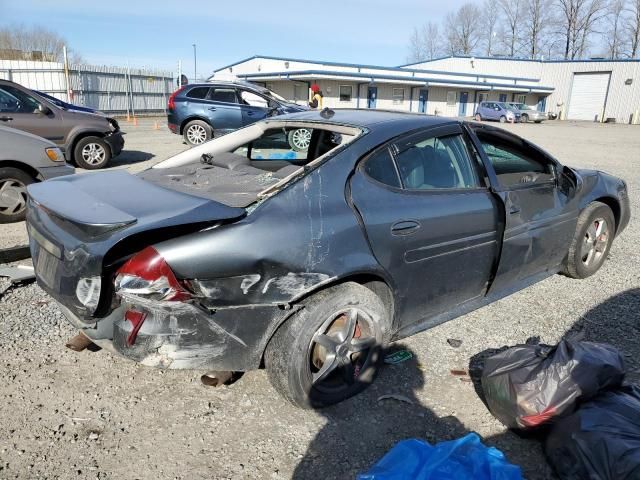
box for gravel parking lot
[0,117,638,479]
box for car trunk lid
[26,170,245,322]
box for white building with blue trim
[211,55,640,124]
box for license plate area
[34,245,60,289]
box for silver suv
[0,125,74,223]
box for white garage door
[567,72,611,121]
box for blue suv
[167,81,308,146]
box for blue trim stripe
[213,54,541,83]
[235,70,555,92]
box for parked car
[26,110,629,408]
[0,125,74,223]
[507,103,546,123]
[33,90,104,115]
[474,101,521,123]
[167,80,309,146]
[0,79,124,169]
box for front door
[458,92,469,116]
[470,126,580,293]
[0,84,66,146]
[350,124,500,333]
[367,87,377,109]
[237,89,272,126]
[418,89,428,113]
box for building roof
[399,54,640,68]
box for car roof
[275,108,457,130]
[183,80,267,91]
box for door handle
[391,220,421,235]
[208,107,216,111]
[509,206,521,214]
[246,111,255,116]
[0,116,13,122]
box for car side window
[0,85,40,113]
[363,147,401,188]
[239,90,269,108]
[185,87,210,99]
[394,133,479,190]
[209,88,239,104]
[477,133,554,186]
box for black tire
[534,120,542,123]
[74,136,111,169]
[287,128,311,152]
[499,115,507,123]
[521,114,529,123]
[265,282,389,409]
[564,201,615,279]
[183,120,212,146]
[0,167,35,223]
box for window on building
[293,83,306,103]
[517,94,527,104]
[446,91,457,106]
[209,88,239,104]
[339,85,353,102]
[186,86,211,99]
[478,93,489,104]
[392,88,405,105]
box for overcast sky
[1,0,470,77]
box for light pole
[192,43,197,82]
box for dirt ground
[0,117,638,479]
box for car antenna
[320,107,335,119]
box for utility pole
[192,44,197,82]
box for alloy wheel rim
[187,125,207,144]
[307,307,378,393]
[81,143,106,165]
[291,128,311,150]
[0,178,27,215]
[581,217,609,267]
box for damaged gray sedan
[26,109,630,408]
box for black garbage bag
[545,384,640,480]
[481,340,625,429]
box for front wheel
[265,282,388,409]
[564,201,615,279]
[287,128,312,152]
[183,120,212,146]
[74,136,111,169]
[0,167,34,223]
[499,115,507,123]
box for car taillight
[167,87,184,111]
[114,246,191,302]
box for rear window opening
[139,122,361,208]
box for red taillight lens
[125,309,147,346]
[115,246,191,302]
[167,87,184,111]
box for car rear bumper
[104,131,124,157]
[57,297,292,372]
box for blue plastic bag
[358,433,522,480]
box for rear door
[0,84,67,146]
[205,87,243,133]
[469,126,579,293]
[350,124,500,333]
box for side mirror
[37,103,51,115]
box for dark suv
[167,81,308,146]
[0,80,124,169]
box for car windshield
[262,89,287,102]
[496,102,511,109]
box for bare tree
[445,3,483,55]
[522,0,551,58]
[626,0,640,56]
[0,24,82,63]
[556,0,608,59]
[499,0,525,56]
[604,0,627,58]
[407,22,443,63]
[480,0,502,55]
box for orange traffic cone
[133,116,138,127]
[126,112,130,122]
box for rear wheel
[287,128,312,152]
[74,136,111,169]
[564,201,615,279]
[474,113,482,122]
[0,167,34,223]
[183,120,212,146]
[265,282,387,408]
[499,115,507,123]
